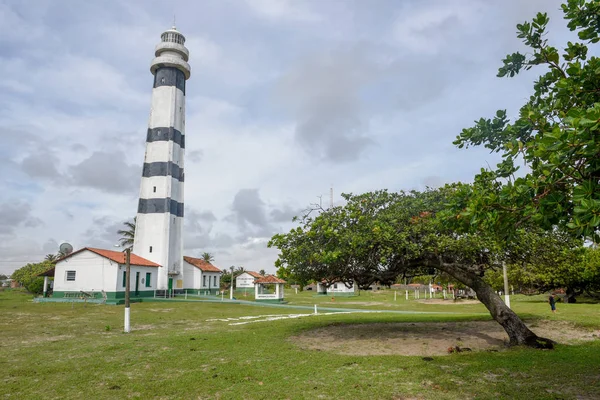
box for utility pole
[124,248,131,333]
[229,266,234,300]
[503,262,511,309]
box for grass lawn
[2,288,599,399]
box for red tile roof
[245,271,264,278]
[255,275,286,284]
[183,256,222,272]
[57,247,160,267]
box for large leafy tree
[454,1,600,240]
[270,187,565,347]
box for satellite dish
[59,242,73,255]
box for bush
[25,277,45,295]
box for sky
[0,0,577,275]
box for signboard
[255,294,278,300]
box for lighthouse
[133,26,191,291]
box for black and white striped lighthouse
[133,26,190,291]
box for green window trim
[145,272,151,288]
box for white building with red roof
[182,256,222,294]
[46,247,161,304]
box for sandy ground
[291,320,600,356]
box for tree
[201,252,215,263]
[117,217,136,249]
[269,187,557,348]
[454,1,600,241]
[10,261,54,295]
[259,269,266,276]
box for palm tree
[117,217,136,249]
[45,254,58,263]
[201,252,214,263]
[235,266,245,274]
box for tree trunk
[439,263,554,349]
[564,287,578,303]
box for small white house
[254,275,286,302]
[317,281,358,296]
[182,256,222,294]
[236,271,263,290]
[47,247,161,303]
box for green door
[135,272,140,296]
[168,278,173,291]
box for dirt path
[291,320,600,356]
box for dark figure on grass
[549,294,557,314]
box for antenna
[330,185,333,208]
[172,14,177,29]
[59,242,73,256]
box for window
[203,275,207,287]
[145,272,151,288]
[122,271,127,287]
[153,186,156,193]
[213,276,217,287]
[334,284,338,289]
[149,246,153,253]
[66,271,76,281]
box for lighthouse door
[168,278,173,291]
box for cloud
[20,151,62,181]
[228,189,271,234]
[244,0,321,23]
[68,151,140,195]
[81,216,124,249]
[0,200,42,235]
[275,46,379,162]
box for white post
[43,276,49,297]
[405,290,408,300]
[314,304,317,314]
[185,290,187,300]
[443,289,446,299]
[295,287,298,294]
[255,283,259,299]
[221,291,224,301]
[124,307,130,333]
[154,290,156,298]
[503,262,511,309]
[394,291,397,301]
[230,267,234,300]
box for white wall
[54,251,118,293]
[53,251,160,293]
[236,272,257,288]
[182,261,221,290]
[326,282,357,294]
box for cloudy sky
[0,0,576,275]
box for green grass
[1,288,599,399]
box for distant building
[317,281,358,296]
[182,257,222,294]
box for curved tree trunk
[438,263,554,349]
